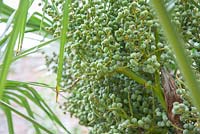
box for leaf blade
[56,0,72,101]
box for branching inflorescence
[44,0,200,133]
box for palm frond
[56,0,71,101]
[0,0,29,98]
[2,80,71,134]
[0,0,72,133]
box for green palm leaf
[0,0,29,98]
[56,0,71,101]
[0,0,71,133]
[2,80,71,134]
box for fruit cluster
[44,0,200,133]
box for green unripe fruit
[45,0,200,133]
[138,120,144,127]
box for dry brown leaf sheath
[161,68,182,132]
